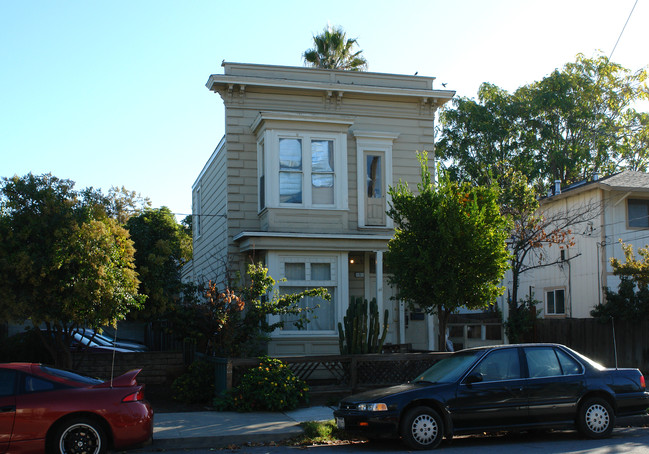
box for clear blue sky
[1,0,647,218]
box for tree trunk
[437,309,450,352]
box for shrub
[505,294,540,343]
[215,356,308,412]
[171,360,215,404]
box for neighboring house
[507,170,649,321]
[189,62,454,355]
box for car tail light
[641,375,646,390]
[122,389,145,402]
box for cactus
[337,296,389,354]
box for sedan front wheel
[401,406,444,450]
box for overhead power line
[608,0,638,61]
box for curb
[147,428,304,450]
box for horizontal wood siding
[193,145,229,286]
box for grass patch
[286,420,364,446]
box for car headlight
[357,403,388,411]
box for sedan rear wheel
[53,417,107,454]
[578,398,614,439]
[401,406,444,450]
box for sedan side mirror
[464,373,483,386]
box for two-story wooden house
[509,171,649,320]
[188,62,454,355]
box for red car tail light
[641,375,646,390]
[122,389,144,402]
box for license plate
[336,417,345,429]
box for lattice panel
[357,359,439,385]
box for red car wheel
[52,417,107,454]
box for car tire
[400,406,444,450]
[51,417,107,454]
[577,397,615,439]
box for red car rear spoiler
[93,369,143,388]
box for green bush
[171,360,215,404]
[215,356,308,412]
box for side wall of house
[601,188,649,294]
[192,143,230,287]
[514,188,603,319]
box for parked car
[0,363,153,453]
[333,343,649,450]
[72,329,148,352]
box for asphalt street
[125,427,649,454]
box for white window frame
[194,185,201,238]
[267,252,348,336]
[354,131,399,228]
[258,130,348,211]
[545,288,566,316]
[627,198,649,229]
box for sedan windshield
[414,350,484,384]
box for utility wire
[608,0,638,61]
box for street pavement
[138,406,336,450]
[133,407,649,452]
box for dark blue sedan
[334,343,649,450]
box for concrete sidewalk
[145,406,336,450]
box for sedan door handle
[0,405,15,413]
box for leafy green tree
[303,25,367,71]
[125,207,192,321]
[385,153,511,349]
[0,174,143,368]
[105,185,151,224]
[438,54,649,190]
[592,241,649,321]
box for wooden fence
[530,318,649,374]
[204,352,451,397]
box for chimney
[593,172,599,181]
[554,180,561,195]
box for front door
[0,369,17,454]
[365,152,385,226]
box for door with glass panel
[365,152,385,226]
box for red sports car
[0,363,153,453]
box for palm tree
[303,25,367,71]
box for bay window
[279,256,338,332]
[258,130,347,210]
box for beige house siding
[192,140,230,287]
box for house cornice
[206,62,455,106]
[233,231,393,252]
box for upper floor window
[628,199,649,228]
[194,186,201,237]
[353,131,399,228]
[258,130,347,210]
